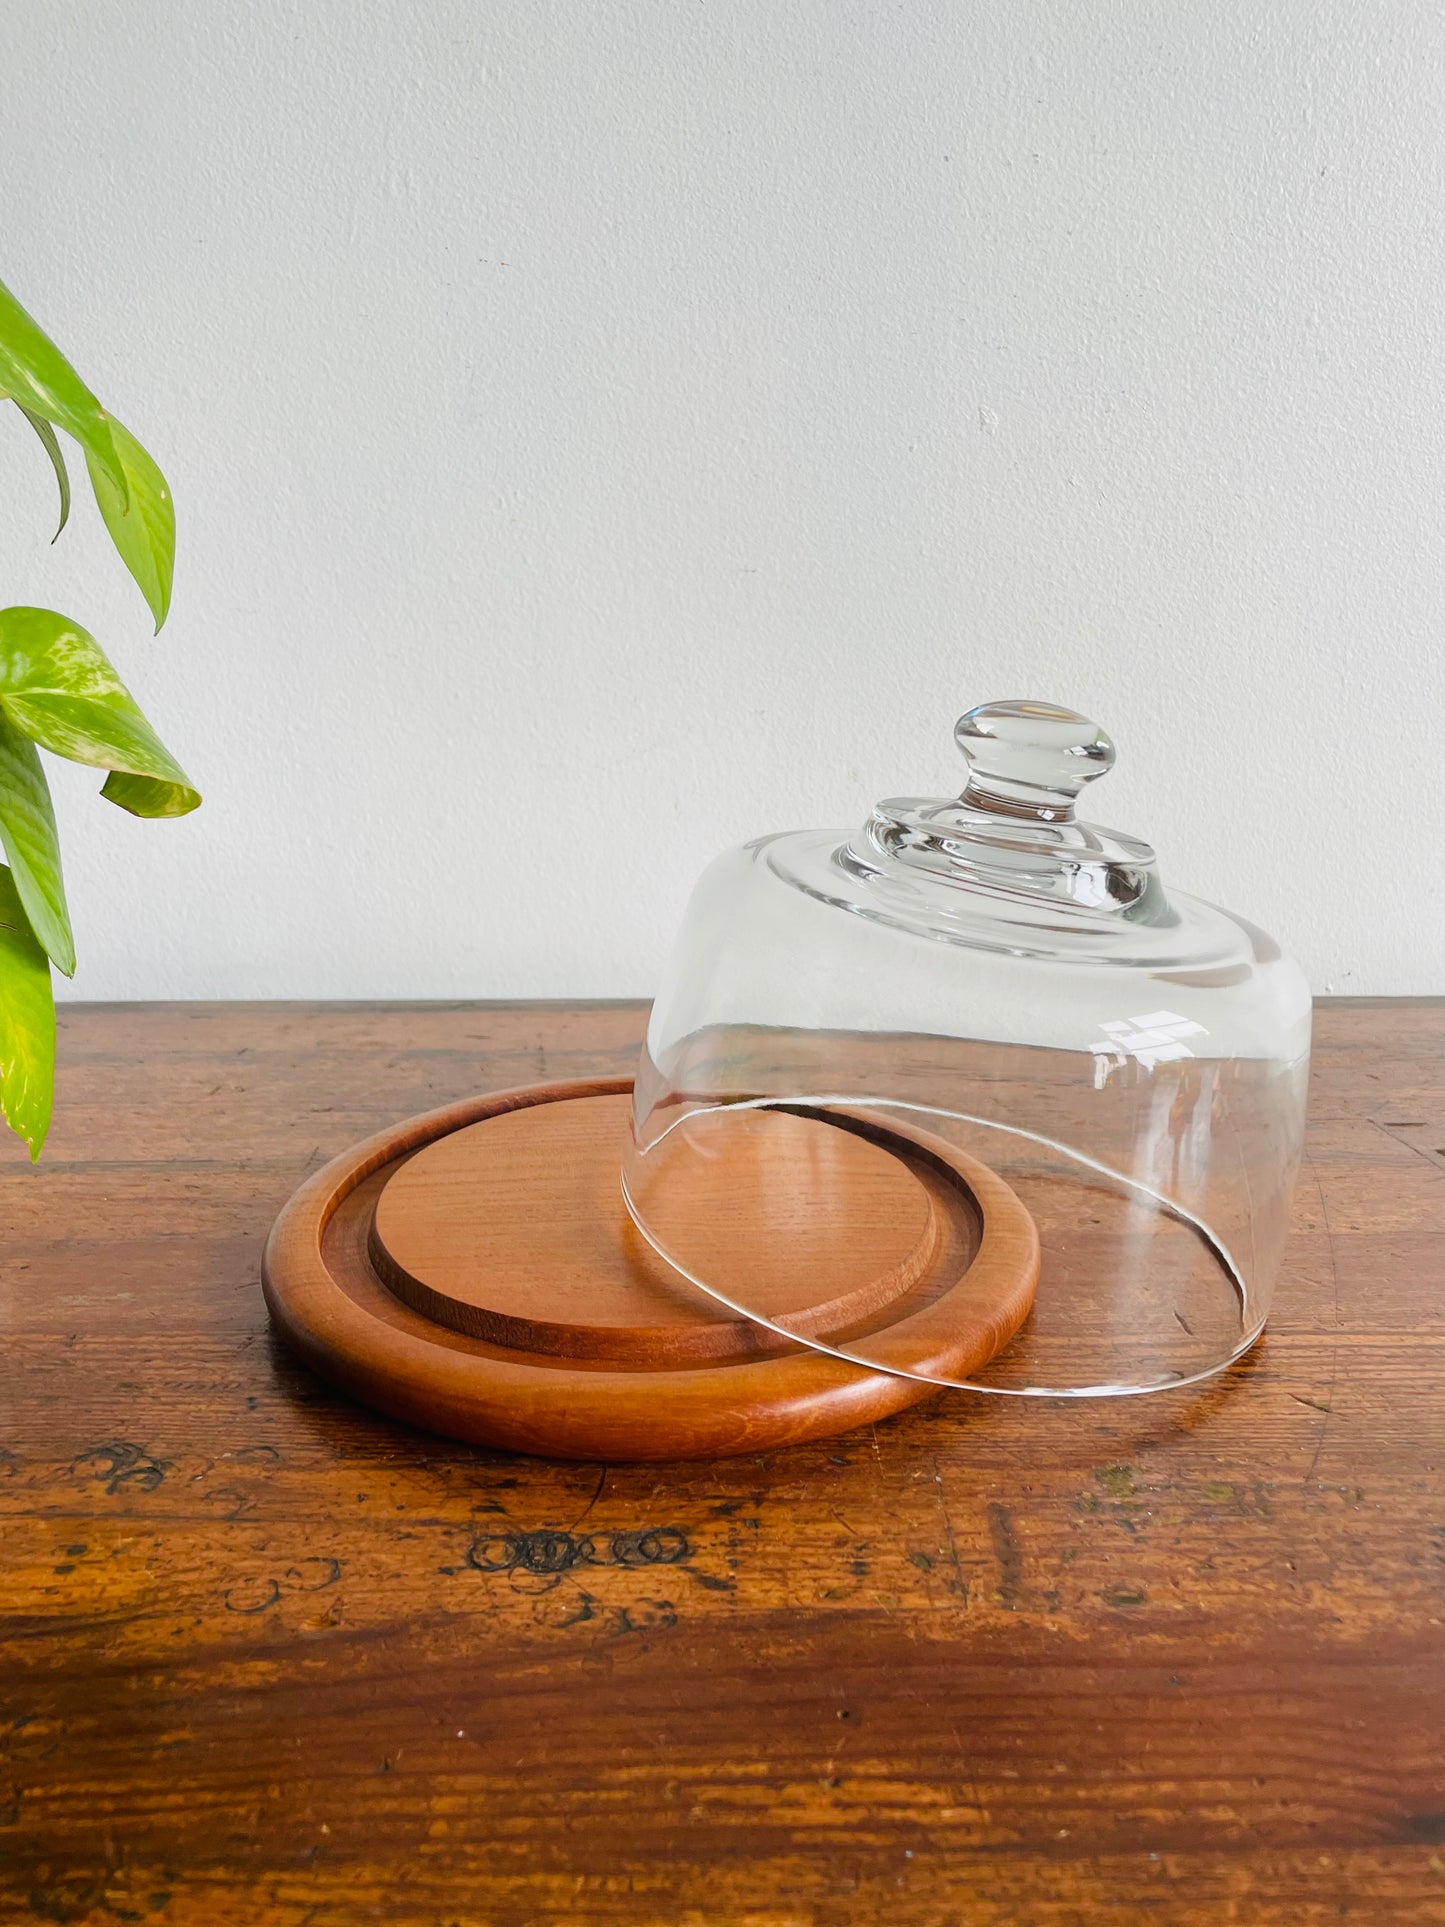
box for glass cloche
[622,700,1311,1396]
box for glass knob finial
[955,699,1115,822]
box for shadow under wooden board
[262,1076,1040,1460]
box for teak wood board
[1,998,1444,1926]
[261,1080,1041,1458]
[372,1094,953,1356]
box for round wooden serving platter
[262,1078,1040,1461]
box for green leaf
[0,711,73,975]
[0,607,200,817]
[18,405,71,541]
[84,414,174,631]
[0,862,54,1159]
[98,768,198,818]
[0,277,124,499]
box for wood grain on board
[263,1080,1039,1455]
[1,998,1443,1925]
[368,1091,949,1359]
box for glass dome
[622,699,1312,1396]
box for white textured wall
[0,2,1439,1001]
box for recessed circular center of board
[369,1093,940,1366]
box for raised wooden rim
[261,1077,1040,1461]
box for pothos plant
[0,277,198,1159]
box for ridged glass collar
[765,700,1252,968]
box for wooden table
[1,1000,1442,1926]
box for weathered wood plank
[1,1000,1443,1925]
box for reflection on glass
[623,701,1311,1397]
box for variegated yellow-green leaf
[0,710,72,974]
[17,404,71,541]
[0,607,199,817]
[0,861,55,1158]
[0,281,194,1161]
[84,414,174,631]
[0,277,125,500]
